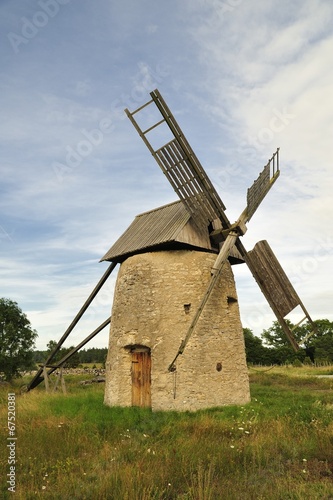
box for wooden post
[43,365,50,393]
[42,364,67,394]
[60,367,67,395]
[53,371,60,392]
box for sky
[1,0,332,350]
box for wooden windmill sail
[124,89,316,372]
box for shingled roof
[101,200,244,264]
[100,201,213,263]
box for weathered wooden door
[131,349,151,407]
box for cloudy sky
[1,0,332,350]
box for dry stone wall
[104,250,250,411]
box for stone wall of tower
[104,250,250,411]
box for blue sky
[1,0,333,350]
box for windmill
[27,89,316,407]
[101,89,316,411]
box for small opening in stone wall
[227,296,237,304]
[184,303,191,314]
[216,362,222,372]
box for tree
[260,318,333,365]
[296,319,333,363]
[261,320,305,364]
[45,340,80,369]
[243,328,266,364]
[0,298,38,381]
[78,347,108,364]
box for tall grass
[1,368,333,499]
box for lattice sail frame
[125,89,230,231]
[246,149,280,221]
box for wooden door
[131,350,151,407]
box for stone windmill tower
[102,90,316,412]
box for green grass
[1,368,333,499]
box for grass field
[1,366,333,499]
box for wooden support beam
[27,262,117,391]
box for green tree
[0,298,38,381]
[243,328,267,364]
[296,319,333,363]
[260,319,333,365]
[261,320,305,364]
[45,340,80,369]
[79,347,108,364]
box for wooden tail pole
[27,261,117,391]
[28,317,111,391]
